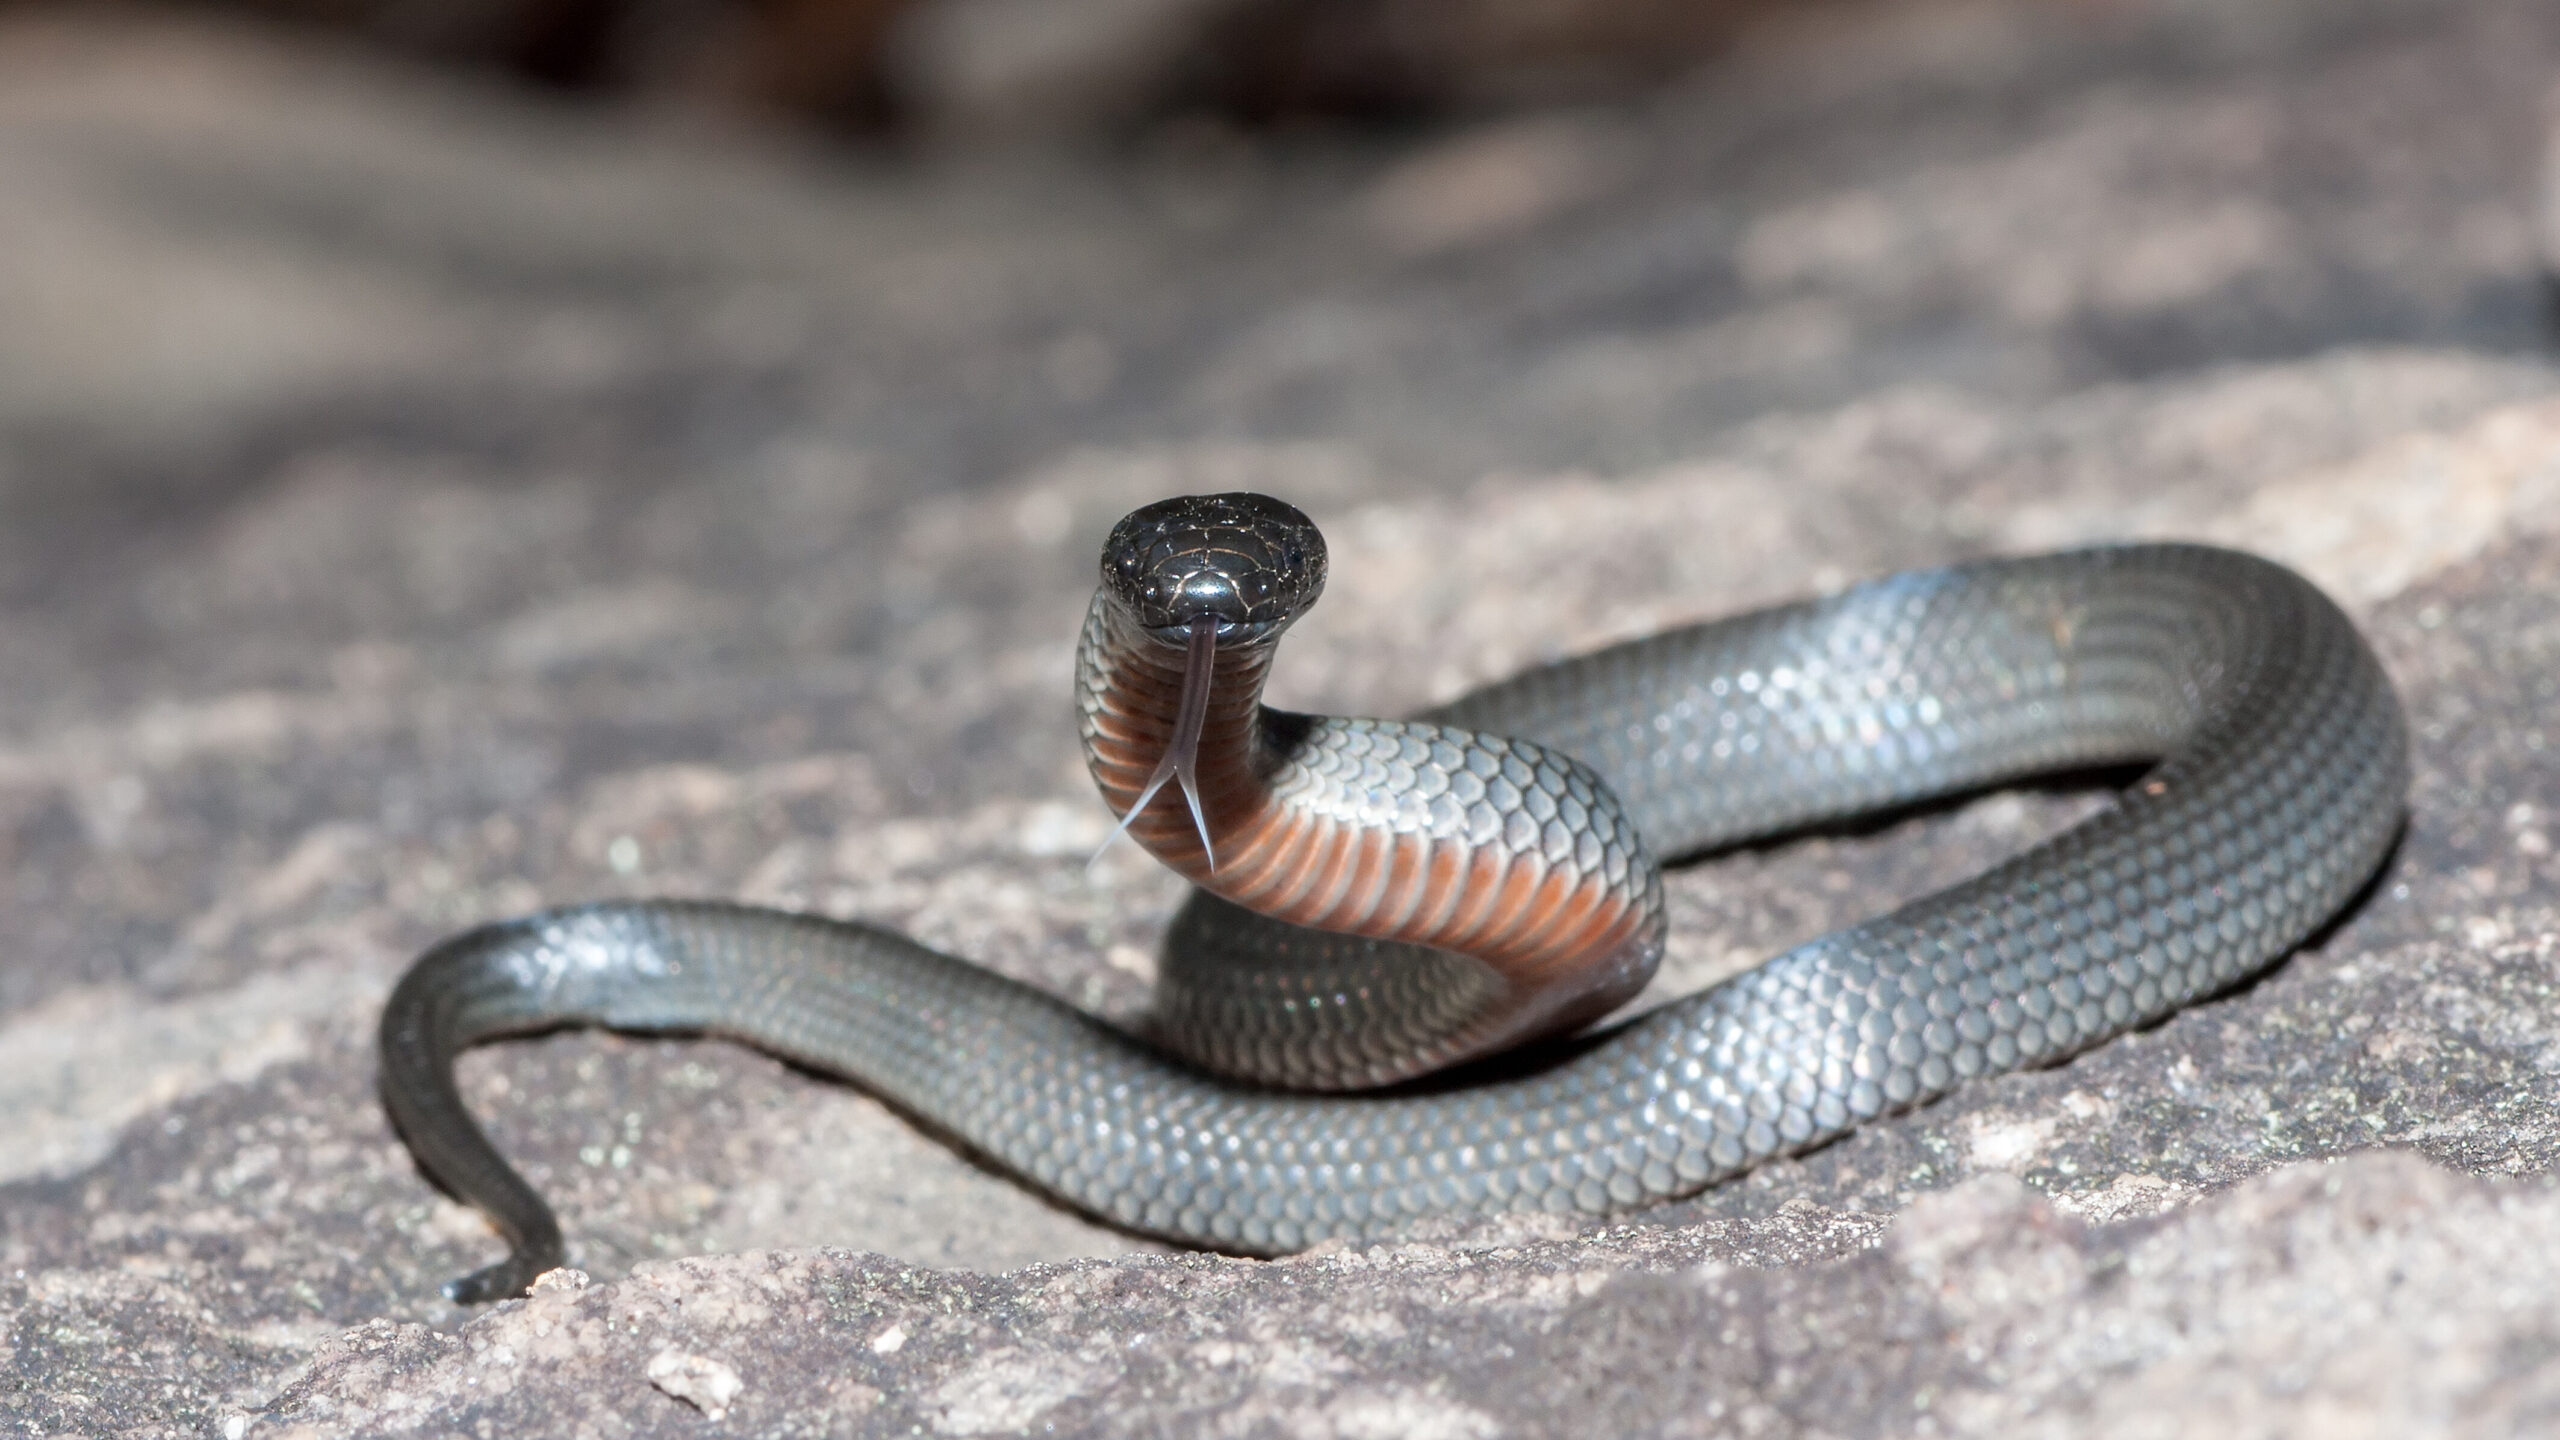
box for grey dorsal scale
[379,492,2408,1302]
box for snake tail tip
[444,1259,540,1305]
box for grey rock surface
[3,0,2560,1435]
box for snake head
[1100,492,1327,647]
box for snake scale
[380,492,2407,1302]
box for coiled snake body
[381,493,2407,1301]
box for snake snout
[1102,492,1327,644]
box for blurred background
[1,0,2552,1002]
[146,0,1832,135]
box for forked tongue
[1093,613,1220,872]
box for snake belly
[381,532,2405,1301]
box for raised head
[1090,493,1327,869]
[1099,492,1328,647]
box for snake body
[381,494,2407,1301]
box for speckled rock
[253,1154,2560,1437]
[4,0,2560,1435]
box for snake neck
[1077,590,1667,1062]
[1078,593,1286,874]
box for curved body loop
[380,496,2406,1302]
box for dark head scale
[1101,492,1328,645]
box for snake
[380,491,2408,1302]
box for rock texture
[3,0,2559,1435]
